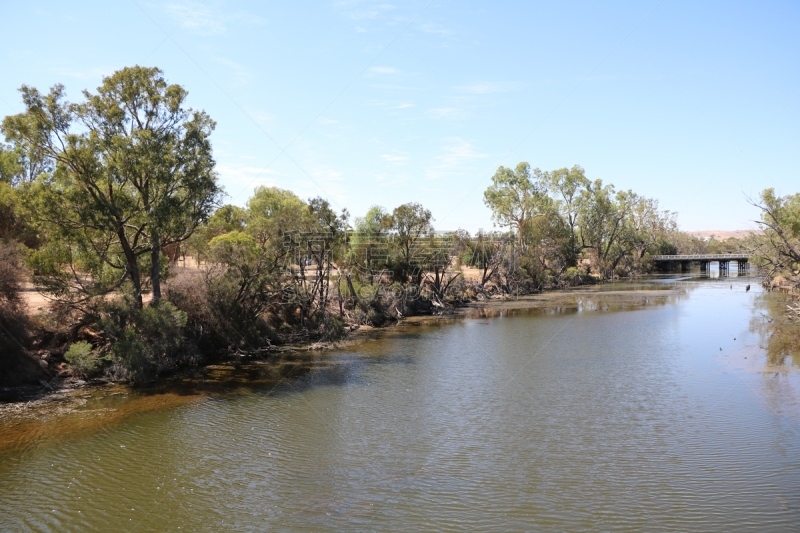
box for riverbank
[0,281,691,408]
[4,275,799,532]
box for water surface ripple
[1,278,799,531]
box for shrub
[561,266,592,287]
[64,341,102,379]
[320,315,347,341]
[0,240,23,308]
[167,262,275,353]
[100,298,190,383]
[0,241,51,387]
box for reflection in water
[751,291,800,366]
[1,276,799,532]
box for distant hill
[687,230,762,240]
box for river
[1,276,799,531]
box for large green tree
[483,162,550,248]
[576,180,630,277]
[548,165,590,267]
[388,202,433,283]
[348,205,391,282]
[2,66,220,308]
[752,188,800,290]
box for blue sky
[1,1,798,232]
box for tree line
[0,66,795,386]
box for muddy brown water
[1,275,799,531]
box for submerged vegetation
[0,66,796,389]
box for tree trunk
[150,232,161,305]
[118,228,143,309]
[346,273,358,305]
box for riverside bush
[0,241,50,387]
[167,266,275,353]
[101,298,191,383]
[558,267,590,287]
[64,341,102,379]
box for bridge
[652,254,751,275]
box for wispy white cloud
[166,2,225,34]
[426,137,488,180]
[418,21,453,35]
[427,107,466,120]
[215,56,252,85]
[368,84,424,92]
[305,165,348,206]
[367,100,416,109]
[317,117,339,125]
[370,66,399,74]
[334,0,396,21]
[165,2,265,35]
[244,107,275,129]
[457,81,523,94]
[380,154,408,165]
[50,66,114,81]
[217,163,277,190]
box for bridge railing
[652,254,750,261]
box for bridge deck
[652,254,750,261]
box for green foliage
[64,341,102,379]
[186,204,247,261]
[548,166,589,263]
[347,205,391,282]
[561,266,592,287]
[247,186,309,246]
[207,231,275,347]
[168,230,277,352]
[320,314,347,341]
[101,299,189,383]
[0,144,23,184]
[386,202,433,283]
[458,230,509,287]
[2,66,221,308]
[753,188,800,290]
[0,242,28,359]
[0,241,19,292]
[482,163,678,282]
[483,162,551,246]
[0,183,37,247]
[0,66,711,382]
[209,230,259,260]
[0,130,52,186]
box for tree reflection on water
[751,291,800,366]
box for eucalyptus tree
[752,188,800,291]
[460,230,507,287]
[387,202,434,284]
[576,185,676,277]
[0,132,53,186]
[576,180,630,278]
[203,230,277,348]
[247,186,309,248]
[348,205,391,283]
[0,144,22,185]
[548,165,590,267]
[483,162,550,248]
[2,66,220,308]
[417,231,461,302]
[624,194,678,267]
[185,204,248,263]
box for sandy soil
[19,282,51,312]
